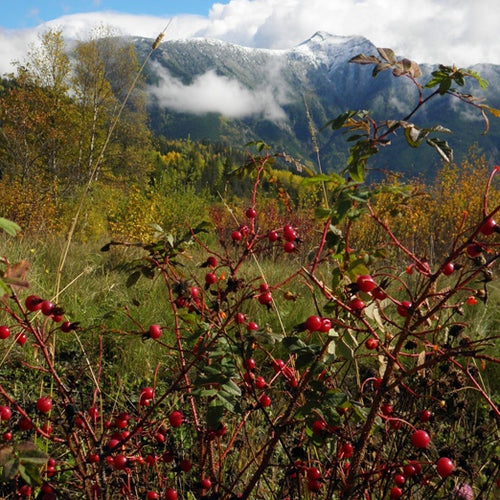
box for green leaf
[126,270,142,288]
[0,217,21,236]
[206,402,226,429]
[221,379,241,397]
[324,110,358,130]
[301,173,345,187]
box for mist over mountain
[137,32,500,178]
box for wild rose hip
[148,324,162,340]
[356,274,376,293]
[0,326,10,340]
[411,429,430,449]
[36,397,52,414]
[436,457,454,478]
[169,411,183,428]
[305,315,322,332]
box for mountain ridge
[137,32,500,178]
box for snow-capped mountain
[136,32,500,177]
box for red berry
[235,312,246,324]
[340,442,353,458]
[114,454,127,470]
[283,241,295,253]
[2,431,12,441]
[442,262,455,276]
[349,298,365,312]
[36,397,52,414]
[179,458,192,472]
[205,272,217,285]
[148,324,162,340]
[403,464,416,477]
[466,243,482,258]
[372,287,387,300]
[40,300,54,316]
[480,217,497,235]
[390,486,403,499]
[254,376,267,389]
[141,387,154,400]
[169,411,183,428]
[272,359,285,372]
[283,225,297,242]
[258,292,273,305]
[259,283,269,292]
[0,405,12,421]
[419,409,432,423]
[18,416,33,431]
[88,406,99,420]
[381,404,393,416]
[356,274,376,293]
[466,295,477,305]
[319,318,332,332]
[88,453,100,463]
[268,230,279,242]
[200,478,212,490]
[0,326,10,339]
[146,492,159,500]
[19,485,32,497]
[305,315,322,332]
[436,457,454,478]
[373,378,383,389]
[394,474,405,486]
[397,301,412,317]
[206,256,217,268]
[259,394,271,407]
[231,230,243,241]
[190,287,200,299]
[25,295,43,312]
[308,479,322,492]
[411,429,430,449]
[60,321,73,333]
[307,467,322,481]
[365,337,378,350]
[245,208,257,219]
[16,332,27,345]
[246,321,258,331]
[244,358,256,371]
[164,488,178,500]
[312,420,327,435]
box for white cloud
[1,0,499,97]
[148,62,289,120]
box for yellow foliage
[351,155,500,261]
[0,175,61,234]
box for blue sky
[2,1,228,29]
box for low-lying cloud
[148,63,289,120]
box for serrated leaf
[377,48,396,64]
[221,379,241,397]
[0,217,21,236]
